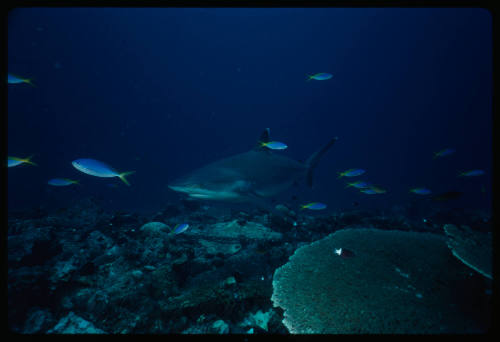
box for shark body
[168,129,337,202]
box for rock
[131,270,143,280]
[275,204,296,218]
[211,319,230,334]
[23,308,54,333]
[50,256,79,284]
[198,239,242,256]
[140,221,169,234]
[241,309,273,331]
[224,276,237,286]
[188,220,282,241]
[48,311,106,333]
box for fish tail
[305,137,338,188]
[23,155,37,166]
[255,128,271,150]
[118,171,135,186]
[337,172,344,179]
[306,74,313,82]
[24,78,36,87]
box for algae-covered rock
[271,228,487,334]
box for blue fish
[8,155,37,167]
[300,202,327,210]
[410,187,432,195]
[171,223,189,235]
[48,178,80,186]
[260,141,287,150]
[345,181,371,189]
[433,148,455,159]
[338,168,365,178]
[306,73,333,81]
[72,158,135,186]
[8,73,35,87]
[360,189,377,195]
[458,170,485,177]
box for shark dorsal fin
[255,128,271,151]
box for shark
[168,128,338,202]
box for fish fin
[255,128,271,150]
[305,137,338,187]
[23,155,37,166]
[118,171,135,186]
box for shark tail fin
[305,137,338,187]
[255,128,271,150]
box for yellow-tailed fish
[306,73,333,81]
[8,73,36,87]
[300,202,327,210]
[72,158,135,186]
[48,178,80,186]
[8,155,37,167]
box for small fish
[8,73,35,87]
[410,188,432,195]
[260,141,288,150]
[432,191,463,201]
[306,73,333,81]
[458,170,485,177]
[72,158,135,186]
[360,189,377,195]
[368,185,387,194]
[171,223,189,235]
[433,148,455,159]
[8,155,37,167]
[337,168,365,178]
[48,178,80,186]
[300,202,327,210]
[345,181,371,189]
[334,247,355,258]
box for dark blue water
[8,8,492,214]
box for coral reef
[271,228,491,333]
[443,224,492,279]
[8,198,491,333]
